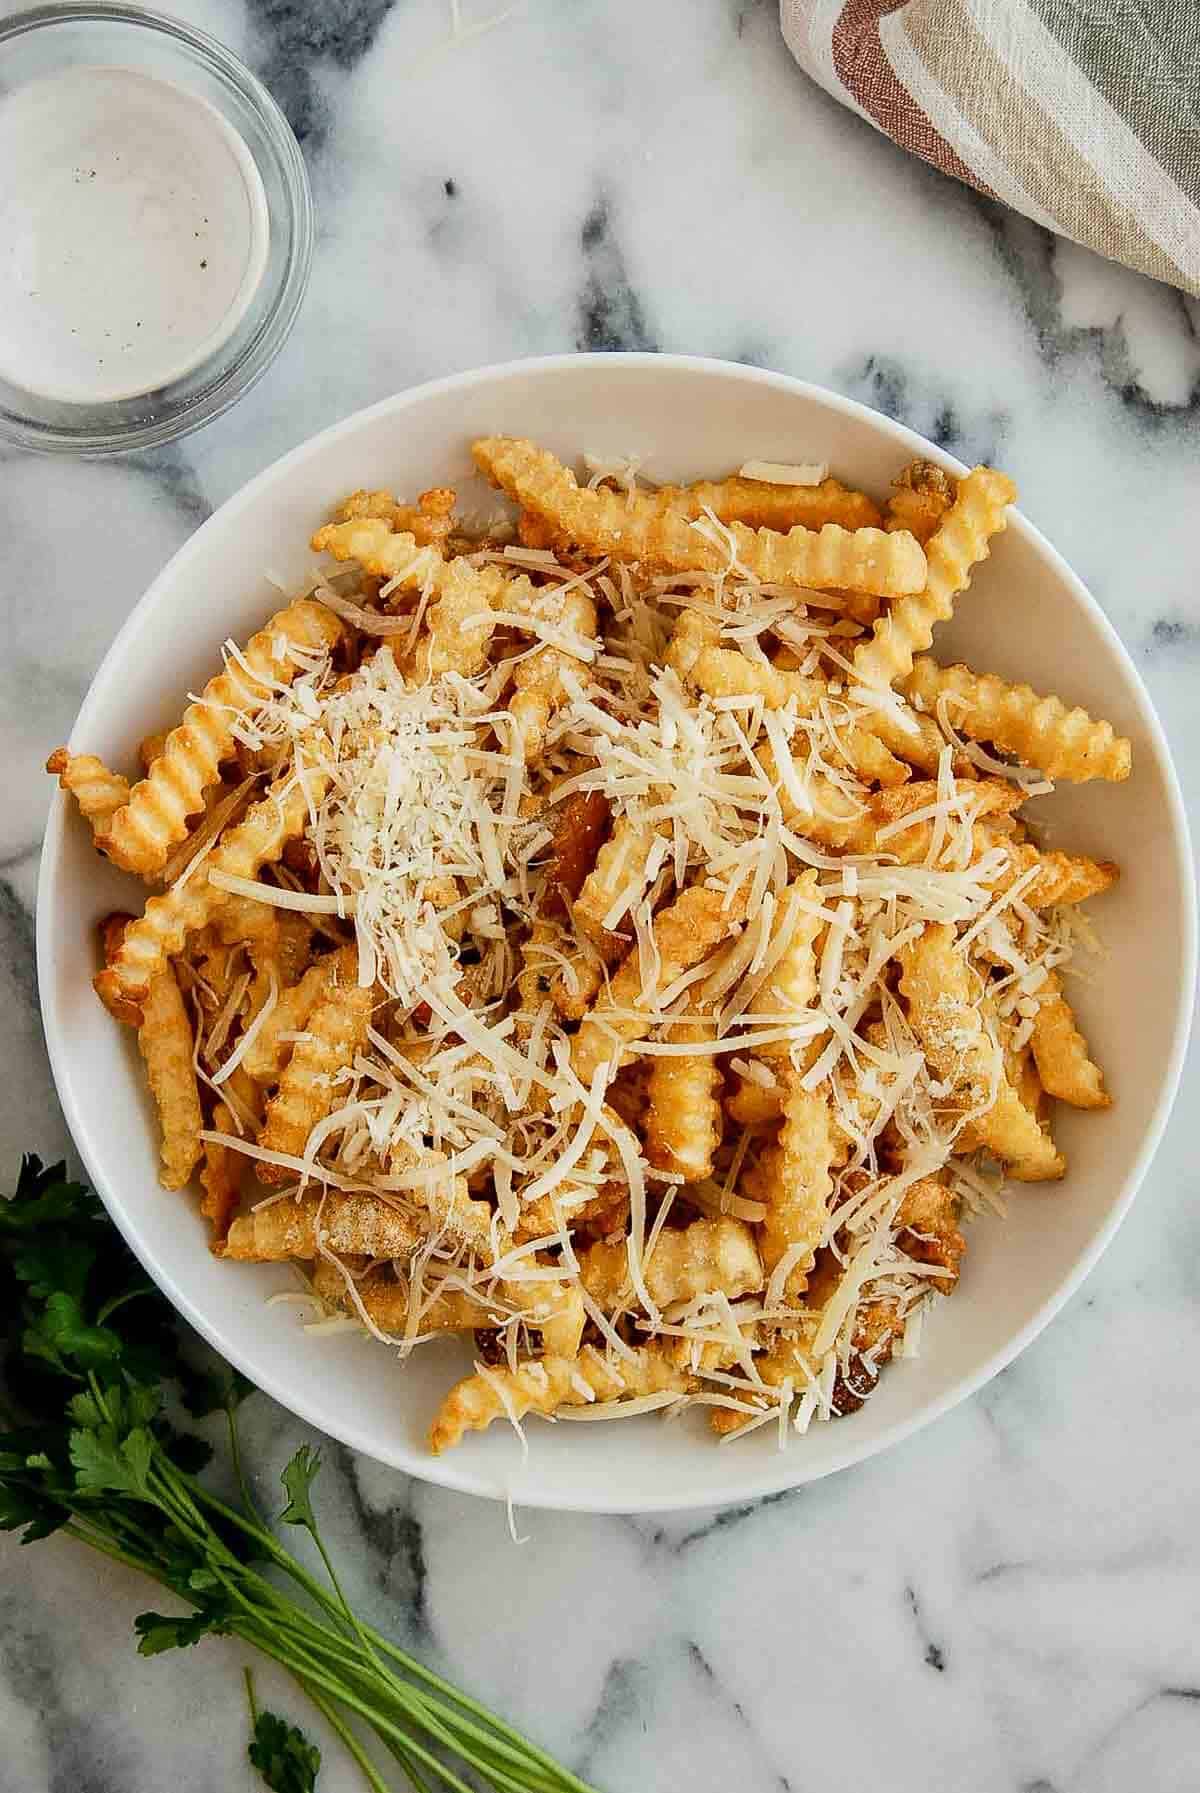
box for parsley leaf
[278,1445,321,1533]
[249,1710,322,1793]
[24,1291,122,1375]
[134,1608,231,1657]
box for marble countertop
[2,2,1199,1789]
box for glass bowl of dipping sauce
[0,4,313,454]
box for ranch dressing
[0,65,269,404]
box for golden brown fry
[311,1257,584,1354]
[513,1182,629,1248]
[540,790,612,917]
[549,944,607,1022]
[665,471,883,533]
[685,645,908,786]
[664,606,721,681]
[899,923,1064,1179]
[199,1100,242,1248]
[311,1258,485,1332]
[241,943,358,1083]
[224,1190,424,1261]
[95,772,327,1026]
[138,731,169,775]
[579,1216,762,1312]
[95,600,341,876]
[472,437,927,598]
[644,1015,723,1182]
[137,961,203,1191]
[758,870,822,1057]
[1030,972,1110,1108]
[997,842,1119,908]
[1010,1045,1045,1122]
[570,817,656,953]
[572,883,746,1083]
[256,978,376,1181]
[725,1074,783,1127]
[332,485,457,550]
[755,1072,834,1295]
[310,517,443,587]
[901,656,1132,783]
[852,466,1017,693]
[884,460,956,545]
[312,517,518,680]
[507,586,598,761]
[572,815,657,947]
[388,1141,496,1258]
[429,1345,696,1453]
[513,917,560,1036]
[46,749,130,839]
[402,559,514,681]
[896,1177,966,1286]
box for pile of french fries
[51,438,1129,1452]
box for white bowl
[38,354,1195,1512]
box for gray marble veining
[1,1,1198,1788]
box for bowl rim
[36,352,1197,1512]
[0,0,313,456]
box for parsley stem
[293,1676,395,1793]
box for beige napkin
[780,0,1200,295]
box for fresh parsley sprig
[0,1157,598,1793]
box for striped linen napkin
[781,0,1200,295]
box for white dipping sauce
[0,65,269,404]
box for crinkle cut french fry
[507,586,598,762]
[579,1215,762,1312]
[403,558,514,681]
[388,1142,497,1259]
[573,815,656,947]
[1030,972,1110,1109]
[725,1074,783,1127]
[998,842,1119,908]
[223,1190,424,1261]
[686,646,908,786]
[550,941,607,1022]
[310,1257,584,1354]
[94,772,328,1026]
[513,1182,629,1248]
[46,749,130,838]
[901,656,1132,783]
[664,607,721,681]
[756,1073,834,1295]
[256,978,376,1183]
[540,789,612,918]
[310,517,444,587]
[572,883,746,1083]
[312,517,519,679]
[899,923,1064,1180]
[138,732,169,775]
[332,485,457,550]
[852,466,1017,693]
[241,943,357,1083]
[665,471,883,533]
[472,437,927,598]
[514,917,559,1032]
[137,961,203,1191]
[95,600,341,876]
[644,1016,723,1182]
[200,1100,242,1248]
[311,1258,487,1333]
[757,870,822,1058]
[895,1177,966,1285]
[429,1345,697,1453]
[884,460,956,546]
